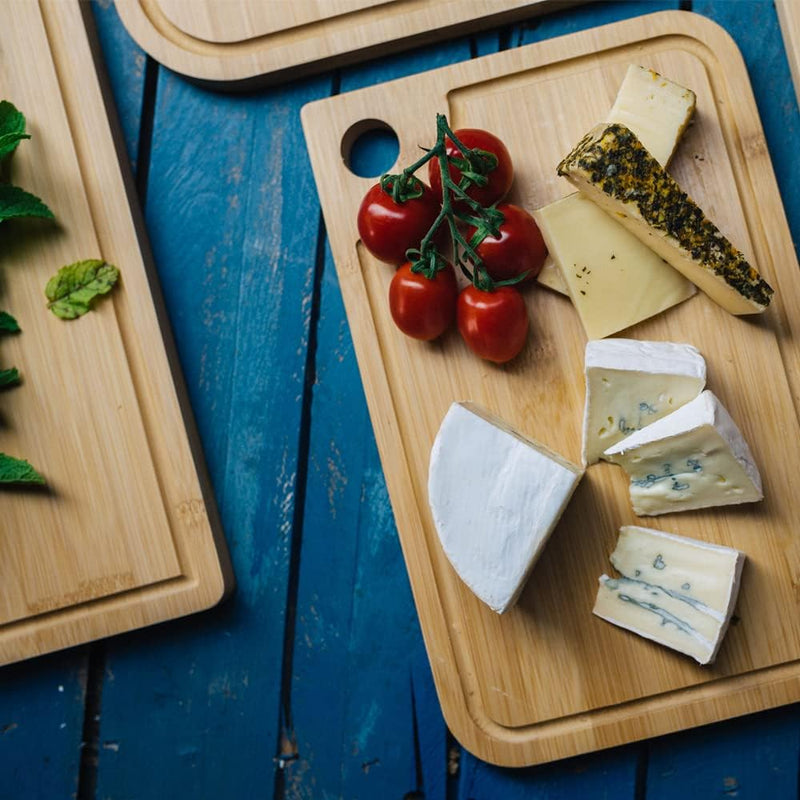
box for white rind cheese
[428,402,583,614]
[604,390,763,515]
[582,339,706,465]
[593,525,746,664]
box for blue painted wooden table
[2,1,799,797]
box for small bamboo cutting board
[302,11,800,766]
[0,1,232,665]
[114,0,575,88]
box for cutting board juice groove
[303,12,800,766]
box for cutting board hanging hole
[341,119,399,178]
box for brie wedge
[594,525,745,665]
[604,390,763,515]
[557,123,773,314]
[535,64,697,329]
[428,402,583,613]
[582,339,706,465]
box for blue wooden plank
[91,0,149,172]
[646,707,800,799]
[90,29,334,799]
[0,652,87,800]
[286,37,475,800]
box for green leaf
[45,259,120,320]
[0,367,19,388]
[0,183,53,222]
[0,452,45,485]
[0,101,30,160]
[0,311,20,333]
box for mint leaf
[0,101,30,160]
[45,259,120,320]
[0,367,19,388]
[0,452,45,485]
[0,311,19,333]
[0,183,53,222]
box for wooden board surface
[0,0,232,665]
[113,0,577,88]
[302,10,800,766]
[777,0,800,110]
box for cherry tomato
[428,129,513,208]
[389,262,457,341]
[457,285,529,363]
[465,204,547,283]
[357,180,442,266]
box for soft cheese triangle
[604,390,763,515]
[428,402,583,614]
[536,65,697,330]
[594,525,745,665]
[582,339,706,465]
[557,123,773,314]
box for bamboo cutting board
[114,0,576,88]
[0,1,233,665]
[302,11,800,766]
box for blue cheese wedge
[557,123,773,314]
[594,525,745,664]
[604,390,763,515]
[583,339,706,465]
[428,402,583,614]
[535,65,697,331]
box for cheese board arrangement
[302,11,800,766]
[0,1,232,665]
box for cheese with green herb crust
[557,123,773,314]
[604,390,763,515]
[535,65,697,335]
[594,525,745,665]
[582,339,706,465]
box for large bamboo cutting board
[114,0,575,88]
[0,1,232,665]
[302,11,800,766]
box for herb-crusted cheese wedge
[535,66,697,333]
[557,123,773,314]
[428,402,583,614]
[604,390,763,516]
[594,525,745,665]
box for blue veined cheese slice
[428,402,583,614]
[536,64,697,324]
[594,525,746,664]
[582,339,706,465]
[604,390,763,515]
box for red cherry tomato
[357,180,442,266]
[457,285,529,363]
[389,262,457,341]
[465,203,547,283]
[428,129,513,208]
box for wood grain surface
[0,0,232,665]
[303,10,800,765]
[113,0,577,88]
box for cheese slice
[604,390,763,515]
[557,123,774,314]
[428,402,583,613]
[582,339,706,465]
[594,525,745,665]
[535,64,697,322]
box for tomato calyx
[379,172,425,204]
[405,243,450,281]
[447,147,499,194]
